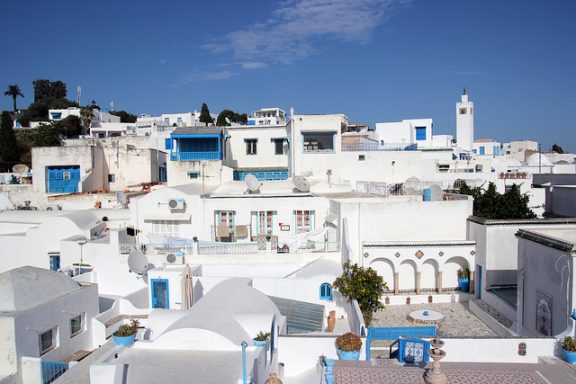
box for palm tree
[4,84,24,112]
[80,106,93,135]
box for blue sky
[1,0,575,151]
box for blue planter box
[252,339,268,347]
[563,348,576,364]
[112,334,136,347]
[337,349,361,360]
[458,277,469,293]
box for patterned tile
[334,366,547,384]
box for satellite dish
[116,191,128,207]
[292,176,310,193]
[12,164,29,173]
[128,250,149,275]
[245,174,262,193]
[429,184,442,201]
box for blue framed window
[165,138,172,150]
[415,127,426,141]
[320,283,332,300]
[151,279,170,309]
[479,146,485,155]
[49,255,60,271]
[493,146,500,156]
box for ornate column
[394,272,400,295]
[425,337,448,384]
[415,271,421,295]
[436,271,443,293]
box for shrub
[335,332,362,352]
[114,320,140,337]
[457,268,470,279]
[254,331,271,341]
[333,261,388,326]
[563,336,576,352]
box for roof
[0,266,81,312]
[171,127,222,135]
[468,216,576,226]
[516,228,576,252]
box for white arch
[421,259,439,291]
[442,256,469,289]
[370,258,395,290]
[398,259,417,291]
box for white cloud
[241,61,268,70]
[205,0,410,65]
[176,70,237,85]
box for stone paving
[371,302,497,337]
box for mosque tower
[456,88,474,151]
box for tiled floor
[371,302,496,337]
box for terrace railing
[341,142,418,152]
[170,151,220,161]
[41,360,69,384]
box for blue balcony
[170,132,222,161]
[170,151,220,161]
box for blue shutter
[165,138,172,150]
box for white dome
[0,266,80,312]
[526,153,552,167]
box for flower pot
[252,339,268,348]
[458,277,469,293]
[112,334,136,347]
[562,348,576,364]
[337,349,361,360]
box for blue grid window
[415,127,426,141]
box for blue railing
[366,326,436,360]
[341,143,418,152]
[170,151,220,161]
[41,360,69,384]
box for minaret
[456,87,474,151]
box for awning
[142,213,191,221]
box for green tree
[0,112,21,161]
[332,261,388,325]
[216,109,248,126]
[110,110,137,123]
[199,103,213,126]
[551,144,564,154]
[27,79,76,121]
[4,85,24,112]
[80,107,93,135]
[459,181,536,219]
[56,115,83,137]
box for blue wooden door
[47,166,80,193]
[151,279,169,309]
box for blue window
[49,255,60,271]
[165,138,172,150]
[320,283,332,301]
[415,127,426,141]
[493,146,500,156]
[151,279,170,309]
[479,146,485,155]
[50,112,62,120]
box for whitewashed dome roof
[0,266,80,312]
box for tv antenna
[116,191,128,208]
[244,174,262,194]
[292,176,310,193]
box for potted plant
[335,332,362,360]
[112,320,139,346]
[457,268,470,293]
[252,331,271,347]
[561,336,576,364]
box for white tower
[456,88,474,151]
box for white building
[474,139,502,157]
[374,118,434,149]
[0,266,100,384]
[247,108,287,126]
[516,228,576,337]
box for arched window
[320,283,332,301]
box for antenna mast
[76,85,82,105]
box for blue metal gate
[41,360,68,384]
[46,166,80,193]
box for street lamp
[77,240,87,276]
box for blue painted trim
[170,133,221,139]
[398,338,430,364]
[233,170,288,181]
[320,283,332,300]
